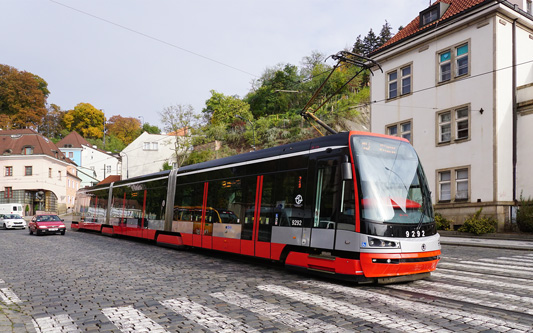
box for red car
[29,213,66,236]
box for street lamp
[138,116,144,128]
[235,114,256,151]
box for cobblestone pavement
[1,228,533,332]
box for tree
[63,103,104,139]
[353,22,395,56]
[106,115,141,146]
[142,122,161,134]
[40,104,65,140]
[202,90,252,126]
[0,64,49,129]
[159,104,198,168]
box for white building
[121,132,185,179]
[57,131,121,186]
[369,0,533,230]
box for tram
[72,131,440,283]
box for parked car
[28,213,66,235]
[0,214,27,229]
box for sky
[1,0,430,129]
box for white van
[0,203,24,216]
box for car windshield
[37,215,61,222]
[352,135,433,225]
[6,214,22,219]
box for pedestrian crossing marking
[433,269,533,292]
[102,305,169,333]
[0,287,21,304]
[299,280,531,332]
[32,314,80,333]
[257,284,445,332]
[478,258,533,267]
[161,297,259,332]
[211,290,352,333]
[438,262,533,276]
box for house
[0,129,81,215]
[369,0,533,230]
[57,131,121,186]
[121,131,188,179]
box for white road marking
[459,260,533,272]
[478,258,533,267]
[0,279,5,283]
[387,281,533,316]
[161,297,259,332]
[437,262,533,276]
[0,287,22,304]
[32,314,81,333]
[257,284,445,332]
[506,255,533,262]
[211,290,352,333]
[433,269,533,292]
[102,305,168,333]
[300,280,531,332]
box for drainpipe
[512,18,517,203]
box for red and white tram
[73,131,440,283]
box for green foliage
[161,161,173,171]
[434,212,451,231]
[458,209,497,235]
[142,122,161,134]
[202,90,252,125]
[516,195,533,232]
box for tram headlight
[367,237,400,248]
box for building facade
[0,129,81,215]
[369,0,533,230]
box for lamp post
[138,116,144,128]
[235,114,256,151]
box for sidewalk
[439,230,533,250]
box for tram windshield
[352,135,433,225]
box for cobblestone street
[1,227,532,332]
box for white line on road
[32,314,81,333]
[102,305,169,333]
[437,262,533,276]
[387,281,533,316]
[257,284,446,332]
[433,269,533,292]
[478,258,533,267]
[161,297,259,332]
[459,260,533,272]
[299,280,531,332]
[0,287,22,304]
[211,290,352,333]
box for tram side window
[110,186,126,225]
[206,178,246,225]
[174,183,204,220]
[88,189,108,223]
[261,171,307,231]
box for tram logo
[294,194,303,206]
[421,243,427,251]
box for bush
[517,195,533,232]
[434,212,451,230]
[458,208,497,235]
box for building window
[438,42,470,83]
[25,166,32,176]
[437,167,470,202]
[437,105,470,145]
[58,171,62,180]
[143,142,159,151]
[5,166,13,176]
[49,168,52,178]
[68,152,73,158]
[106,165,111,173]
[387,64,412,100]
[386,120,412,143]
[22,146,34,155]
[527,0,532,15]
[4,187,13,199]
[422,8,439,25]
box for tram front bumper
[360,250,441,278]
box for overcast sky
[2,0,430,129]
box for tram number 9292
[406,230,425,238]
[291,219,303,227]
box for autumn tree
[159,104,198,168]
[63,103,104,139]
[40,104,66,140]
[106,115,141,146]
[0,64,49,129]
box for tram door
[194,182,210,248]
[241,176,262,257]
[310,157,342,249]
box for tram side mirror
[342,162,352,180]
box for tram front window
[352,136,433,227]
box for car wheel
[2,223,6,230]
[29,228,33,235]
